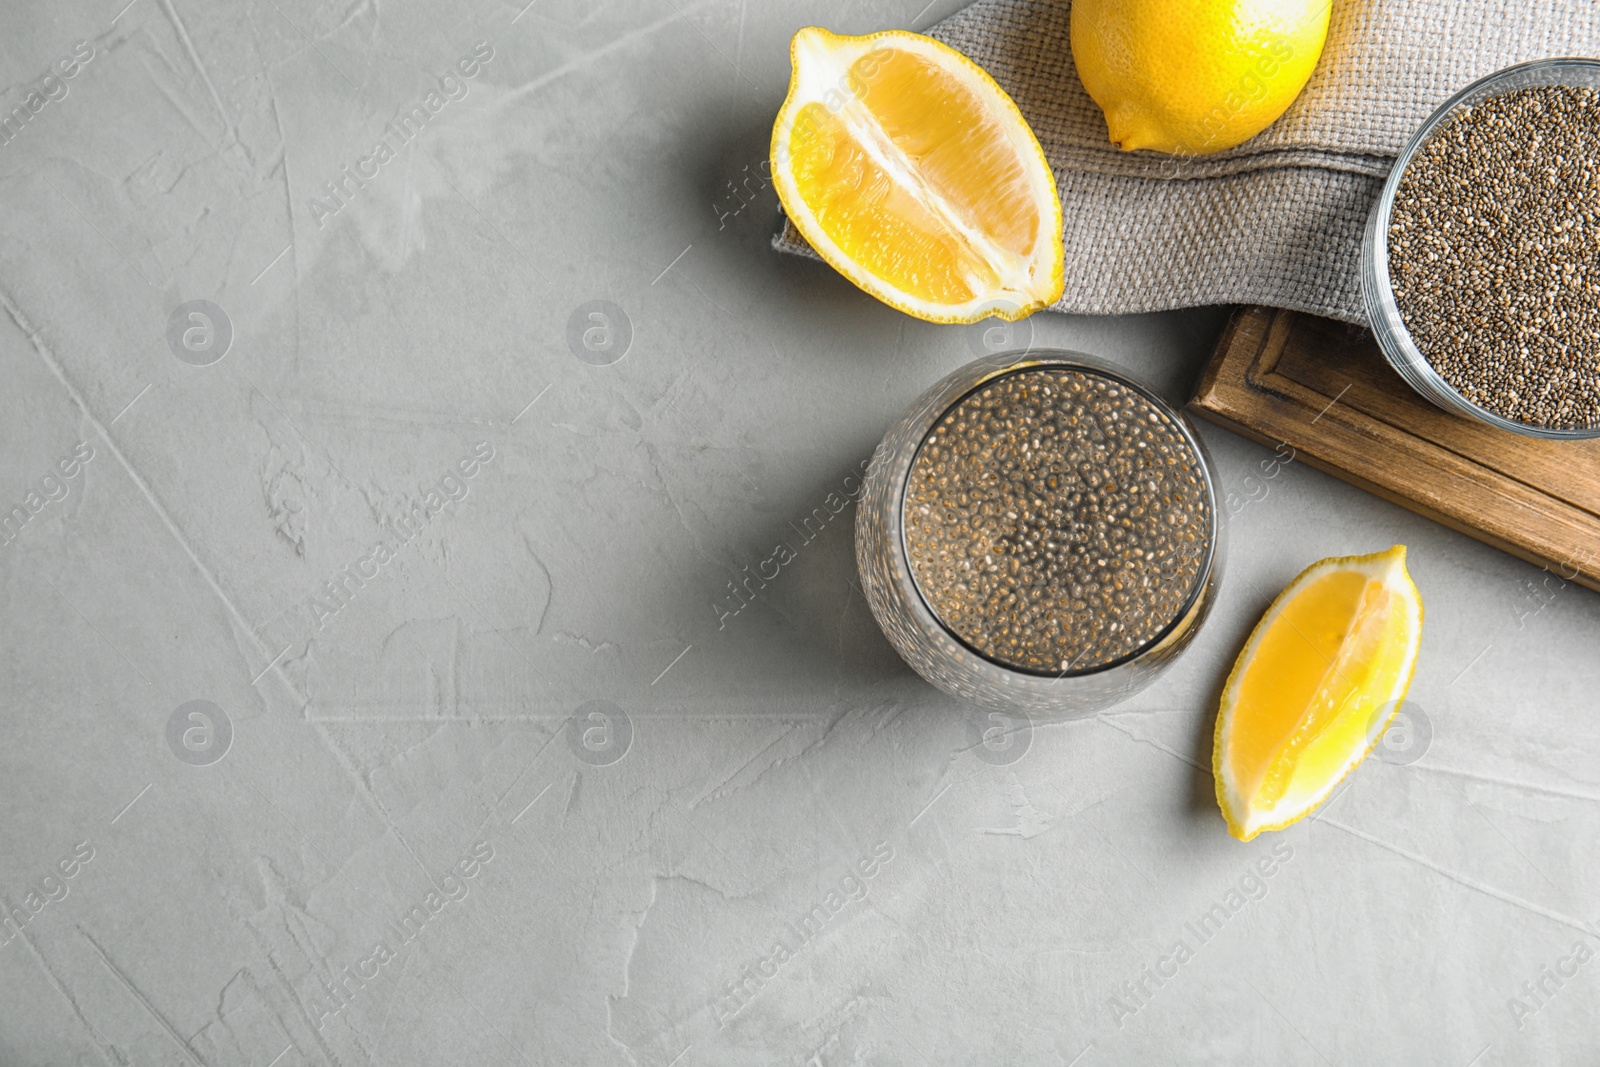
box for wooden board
[1187,306,1600,592]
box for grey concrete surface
[2,1,1598,1064]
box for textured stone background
[1,1,1597,1064]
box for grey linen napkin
[772,0,1600,322]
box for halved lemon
[1214,546,1424,841]
[770,27,1064,323]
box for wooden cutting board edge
[1187,306,1600,594]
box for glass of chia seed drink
[1362,58,1600,438]
[856,350,1221,716]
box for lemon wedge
[770,27,1064,323]
[1214,546,1424,841]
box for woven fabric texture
[772,0,1600,322]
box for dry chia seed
[902,367,1213,674]
[1389,83,1600,429]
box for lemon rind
[1069,0,1331,157]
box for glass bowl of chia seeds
[1362,58,1600,438]
[855,350,1222,717]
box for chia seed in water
[902,367,1212,674]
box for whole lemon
[1071,0,1330,155]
